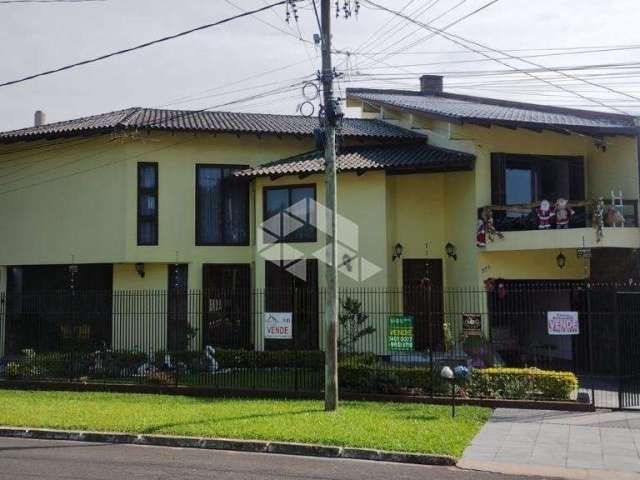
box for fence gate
[618,291,640,409]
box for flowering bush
[466,368,578,400]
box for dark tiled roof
[0,107,419,143]
[236,143,475,177]
[347,89,640,134]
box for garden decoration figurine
[204,345,219,373]
[605,204,625,227]
[537,200,554,229]
[476,207,503,247]
[593,197,605,242]
[554,198,574,229]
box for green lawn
[0,390,490,457]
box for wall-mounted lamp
[392,243,404,262]
[135,263,146,278]
[68,264,79,275]
[445,242,458,261]
[341,254,353,272]
[556,252,567,270]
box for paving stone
[566,457,605,469]
[462,409,640,476]
[602,454,640,472]
[529,454,567,467]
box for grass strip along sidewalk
[0,390,490,458]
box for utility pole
[320,0,339,412]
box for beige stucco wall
[0,137,129,265]
[112,263,170,352]
[253,170,390,350]
[0,266,6,356]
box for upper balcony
[478,199,640,252]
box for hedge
[466,368,578,400]
[339,365,448,395]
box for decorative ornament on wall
[445,242,458,261]
[476,207,503,248]
[392,243,403,262]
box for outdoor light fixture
[556,252,567,270]
[392,243,404,262]
[135,263,146,278]
[68,264,79,275]
[445,242,458,261]
[342,254,353,272]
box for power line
[0,0,103,3]
[356,43,640,56]
[350,0,439,61]
[362,0,638,115]
[357,0,492,70]
[357,0,463,69]
[0,0,293,88]
[354,47,640,70]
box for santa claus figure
[554,198,575,229]
[476,219,486,247]
[537,200,554,229]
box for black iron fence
[1,283,639,408]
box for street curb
[0,427,456,467]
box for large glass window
[137,163,158,246]
[492,154,585,205]
[264,185,316,243]
[196,165,249,245]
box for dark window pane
[506,168,533,204]
[197,166,223,244]
[139,194,157,216]
[223,178,249,244]
[137,163,158,245]
[139,165,157,188]
[196,165,248,245]
[289,187,315,242]
[264,186,316,243]
[139,221,156,245]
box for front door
[402,259,444,350]
[265,259,318,351]
[202,264,251,349]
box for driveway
[460,408,640,479]
[0,437,541,480]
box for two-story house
[1,76,638,372]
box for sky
[1,0,639,131]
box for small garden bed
[0,390,490,458]
[2,349,580,401]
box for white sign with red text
[547,311,579,335]
[264,312,293,339]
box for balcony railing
[480,199,639,233]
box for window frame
[137,162,159,246]
[262,184,318,244]
[491,153,585,205]
[195,163,251,247]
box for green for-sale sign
[388,315,415,351]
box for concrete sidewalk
[459,408,640,479]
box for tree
[338,297,376,353]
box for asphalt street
[0,437,547,480]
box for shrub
[338,297,376,353]
[466,368,578,400]
[338,352,377,368]
[154,351,203,372]
[339,365,447,395]
[214,349,325,370]
[100,351,148,377]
